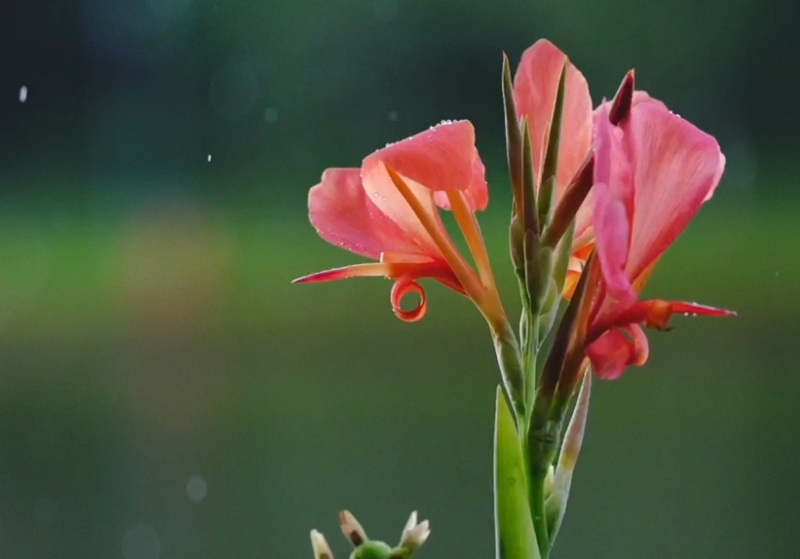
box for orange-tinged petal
[433,150,489,212]
[513,39,593,203]
[591,299,736,336]
[309,168,433,259]
[361,160,443,256]
[585,298,735,379]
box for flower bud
[396,511,431,555]
[311,530,335,559]
[339,510,368,547]
[608,70,635,126]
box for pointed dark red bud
[608,70,635,126]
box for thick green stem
[528,410,562,559]
[492,320,527,422]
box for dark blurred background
[0,1,798,558]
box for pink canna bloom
[513,39,734,380]
[294,121,506,328]
[582,98,734,380]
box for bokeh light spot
[264,107,279,123]
[187,475,208,502]
[122,524,160,559]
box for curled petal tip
[391,278,428,322]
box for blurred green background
[1,1,798,558]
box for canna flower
[580,99,734,379]
[512,39,660,297]
[514,39,734,381]
[294,121,507,330]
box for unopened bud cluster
[310,510,430,559]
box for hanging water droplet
[19,86,28,103]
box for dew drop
[207,154,212,162]
[19,86,27,103]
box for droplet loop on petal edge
[391,278,427,322]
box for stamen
[445,189,498,291]
[383,165,485,298]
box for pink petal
[593,91,667,120]
[360,161,443,255]
[622,102,725,281]
[587,324,649,380]
[433,149,489,211]
[293,262,390,283]
[593,107,636,307]
[294,257,466,295]
[513,39,593,198]
[669,301,736,317]
[309,168,431,259]
[365,120,484,194]
[632,90,667,110]
[361,121,485,250]
[590,298,736,337]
